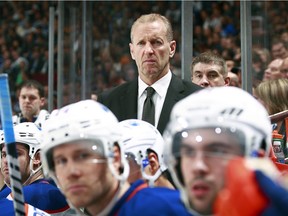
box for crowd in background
[0,1,288,111]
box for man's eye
[180,148,196,157]
[54,158,67,166]
[76,152,91,161]
[208,73,218,79]
[194,74,202,79]
[152,40,162,46]
[205,147,229,158]
[17,151,24,156]
[137,41,145,46]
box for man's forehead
[194,63,223,73]
[269,59,283,67]
[179,128,243,147]
[53,141,105,155]
[132,22,166,39]
[20,87,39,94]
[1,143,27,151]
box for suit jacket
[97,73,202,134]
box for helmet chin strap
[23,157,43,186]
[94,156,130,216]
[141,166,162,187]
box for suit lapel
[120,80,138,120]
[157,74,185,134]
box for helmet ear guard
[109,141,130,184]
[119,119,168,186]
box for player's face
[52,142,118,211]
[1,144,30,185]
[19,87,44,119]
[191,63,228,87]
[178,128,243,215]
[129,20,176,85]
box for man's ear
[129,43,135,60]
[148,151,160,175]
[32,151,41,166]
[224,76,231,86]
[40,97,46,108]
[113,143,122,173]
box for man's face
[52,142,116,210]
[225,60,235,72]
[19,87,44,119]
[1,144,30,185]
[263,59,283,80]
[280,59,288,79]
[178,128,243,215]
[129,21,176,85]
[272,43,287,59]
[191,63,229,87]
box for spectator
[280,56,288,79]
[97,13,201,134]
[262,58,283,81]
[191,51,230,87]
[228,71,240,87]
[271,38,288,60]
[254,78,288,155]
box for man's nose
[192,152,209,175]
[200,76,210,87]
[144,43,153,54]
[66,161,82,178]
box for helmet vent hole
[51,138,55,142]
[65,133,69,137]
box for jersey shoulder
[118,187,190,216]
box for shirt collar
[138,71,172,98]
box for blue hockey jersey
[0,198,50,216]
[109,180,192,216]
[0,178,71,215]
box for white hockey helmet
[163,86,272,213]
[119,119,167,184]
[0,122,42,159]
[40,99,129,183]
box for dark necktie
[142,87,155,125]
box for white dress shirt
[138,71,172,127]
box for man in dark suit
[98,13,201,134]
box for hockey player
[163,86,288,216]
[41,100,190,215]
[0,122,73,215]
[119,119,174,188]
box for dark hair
[18,80,45,98]
[191,51,228,77]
